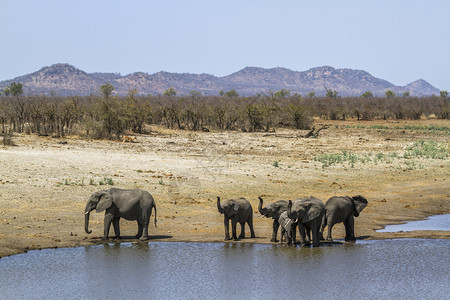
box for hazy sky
[2,0,449,91]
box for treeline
[0,94,448,141]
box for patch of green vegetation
[98,177,114,186]
[404,140,448,159]
[314,140,447,169]
[57,176,114,187]
[314,151,371,169]
[273,161,279,167]
[57,177,86,186]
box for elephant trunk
[350,198,359,217]
[217,197,223,214]
[84,202,92,234]
[287,200,293,219]
[85,211,92,234]
[258,197,267,216]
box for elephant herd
[218,195,368,246]
[84,187,368,247]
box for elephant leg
[327,223,334,241]
[280,227,286,244]
[345,216,356,240]
[271,220,280,242]
[248,215,256,238]
[291,223,297,245]
[139,209,151,241]
[103,213,114,240]
[239,222,246,239]
[112,217,121,239]
[224,217,231,240]
[135,221,143,239]
[231,219,238,240]
[319,214,326,240]
[311,221,321,247]
[298,224,310,247]
[305,227,311,243]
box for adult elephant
[217,197,255,241]
[258,197,289,242]
[85,188,157,240]
[320,195,368,241]
[287,196,325,247]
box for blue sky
[2,0,449,91]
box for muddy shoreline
[1,119,449,258]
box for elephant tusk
[85,211,90,215]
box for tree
[385,90,396,98]
[224,89,239,97]
[326,88,338,98]
[163,87,177,96]
[307,91,316,98]
[361,91,373,98]
[273,89,291,98]
[100,83,114,98]
[402,91,410,97]
[127,88,138,99]
[4,82,23,97]
[440,90,448,98]
[190,90,202,98]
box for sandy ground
[0,119,449,258]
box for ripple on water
[0,239,449,299]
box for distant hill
[0,63,440,97]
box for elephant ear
[302,202,322,223]
[232,203,240,215]
[352,195,368,215]
[96,192,113,213]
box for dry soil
[0,119,448,258]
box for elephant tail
[319,211,326,240]
[153,205,157,228]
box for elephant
[258,197,289,242]
[287,196,325,247]
[278,211,297,245]
[320,195,368,241]
[84,188,157,241]
[217,197,255,241]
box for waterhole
[377,214,450,232]
[0,239,448,299]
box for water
[377,214,450,232]
[1,240,449,299]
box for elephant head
[348,195,368,217]
[217,197,239,217]
[84,190,113,234]
[258,197,288,220]
[287,197,323,223]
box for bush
[0,94,447,138]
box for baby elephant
[278,211,297,245]
[320,195,368,241]
[85,188,157,240]
[217,197,256,240]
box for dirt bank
[1,119,449,258]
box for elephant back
[230,197,253,217]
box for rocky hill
[0,63,440,97]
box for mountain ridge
[0,63,440,97]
